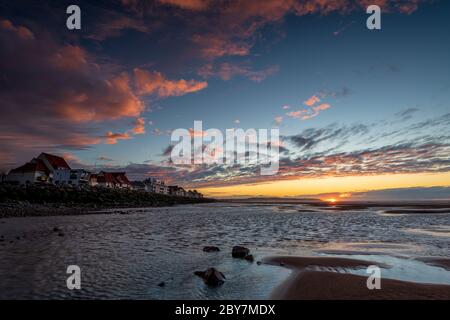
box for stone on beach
[194,268,226,286]
[232,246,250,258]
[203,246,220,252]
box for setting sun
[325,198,337,203]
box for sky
[1,0,449,199]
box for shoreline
[0,184,215,219]
[0,199,216,219]
[265,256,450,300]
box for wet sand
[267,256,450,300]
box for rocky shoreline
[0,185,215,218]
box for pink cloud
[274,116,283,125]
[132,117,146,135]
[304,95,321,107]
[0,19,34,40]
[158,0,209,10]
[286,95,331,120]
[134,68,208,97]
[104,131,132,145]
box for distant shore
[265,256,450,300]
[224,197,450,214]
[0,185,215,218]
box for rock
[194,267,226,286]
[244,254,254,262]
[256,261,262,265]
[232,246,250,258]
[58,232,65,237]
[157,281,165,287]
[203,246,220,252]
[53,227,60,232]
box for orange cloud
[0,19,34,40]
[52,45,88,70]
[134,68,208,97]
[274,116,283,125]
[158,0,209,10]
[105,131,132,145]
[60,72,144,122]
[188,128,207,137]
[192,34,251,59]
[132,117,146,135]
[304,95,320,107]
[286,94,331,120]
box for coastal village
[0,152,203,199]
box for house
[6,153,91,186]
[168,186,187,197]
[90,171,131,189]
[6,158,50,185]
[38,153,71,172]
[130,180,146,191]
[145,178,169,194]
[111,172,131,188]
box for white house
[6,158,50,185]
[6,152,90,186]
[53,169,90,186]
[89,172,131,189]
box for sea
[0,202,449,299]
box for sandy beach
[267,256,450,300]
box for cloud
[192,34,252,59]
[286,123,370,152]
[104,131,132,145]
[304,95,321,107]
[97,156,114,162]
[285,94,332,120]
[87,15,150,41]
[395,108,419,121]
[132,117,146,135]
[158,0,210,10]
[198,62,279,82]
[0,19,34,40]
[0,18,218,166]
[349,186,450,201]
[134,68,208,97]
[274,116,283,126]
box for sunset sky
[1,0,449,199]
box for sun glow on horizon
[198,172,450,198]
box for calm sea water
[0,203,449,299]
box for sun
[325,198,337,203]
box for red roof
[10,158,50,174]
[111,172,130,185]
[39,153,71,170]
[97,172,130,185]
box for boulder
[232,246,250,258]
[194,268,226,286]
[203,246,220,252]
